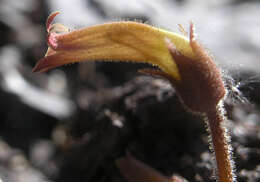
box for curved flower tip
[46,11,60,32]
[33,12,199,81]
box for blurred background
[0,0,260,182]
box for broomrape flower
[33,12,236,182]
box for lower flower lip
[32,58,55,73]
[32,54,71,73]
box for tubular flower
[33,12,197,82]
[33,12,225,114]
[34,12,236,182]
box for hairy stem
[206,103,235,182]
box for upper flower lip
[46,11,60,32]
[32,12,196,81]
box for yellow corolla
[33,12,226,113]
[32,12,197,82]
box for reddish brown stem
[206,104,235,182]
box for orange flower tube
[33,12,197,82]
